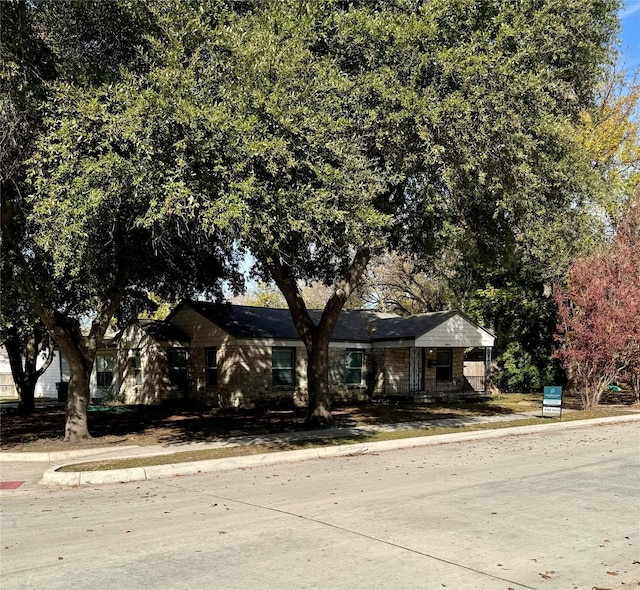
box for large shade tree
[21,0,621,429]
[1,0,151,421]
[3,0,235,440]
[26,84,234,439]
[188,0,618,423]
[101,0,620,424]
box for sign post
[542,386,563,418]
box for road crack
[157,479,540,590]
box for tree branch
[269,256,315,348]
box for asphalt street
[1,420,639,590]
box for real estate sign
[542,386,563,417]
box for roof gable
[414,313,495,347]
[370,311,456,341]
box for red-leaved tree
[555,197,640,408]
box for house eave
[372,339,417,349]
[237,338,372,349]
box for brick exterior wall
[381,348,411,395]
[117,328,471,407]
[452,348,464,380]
[190,344,371,407]
[116,325,181,405]
[119,306,492,406]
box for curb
[0,445,140,463]
[39,414,640,487]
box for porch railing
[383,376,488,396]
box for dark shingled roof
[182,302,324,339]
[138,320,190,343]
[178,302,458,342]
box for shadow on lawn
[3,387,635,449]
[0,398,525,449]
[0,405,167,447]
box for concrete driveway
[1,420,639,589]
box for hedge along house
[112,302,494,407]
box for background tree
[363,66,639,395]
[577,67,639,228]
[360,251,457,315]
[466,284,561,393]
[233,282,288,308]
[554,196,640,408]
[234,279,361,310]
[469,64,639,393]
[0,296,53,415]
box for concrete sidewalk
[2,412,640,488]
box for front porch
[378,374,490,401]
[377,344,492,402]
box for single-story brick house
[111,302,495,407]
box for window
[167,348,189,390]
[435,349,452,381]
[132,351,142,386]
[96,355,114,388]
[206,348,218,387]
[344,350,364,385]
[272,348,295,386]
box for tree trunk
[4,329,35,415]
[51,330,96,442]
[63,352,93,442]
[579,369,612,410]
[17,386,36,414]
[3,325,53,415]
[269,248,370,427]
[33,294,121,441]
[48,321,110,442]
[14,375,36,415]
[305,333,333,428]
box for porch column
[484,347,492,392]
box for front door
[409,348,423,393]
